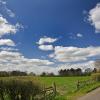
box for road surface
[78,87,100,100]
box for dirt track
[77,87,100,100]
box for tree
[0,71,10,77]
[47,73,55,77]
[58,68,83,76]
[28,72,36,76]
[10,71,27,76]
[76,68,82,76]
[40,72,46,76]
[92,68,97,73]
[94,60,100,72]
[84,68,92,76]
[59,69,68,76]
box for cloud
[0,16,20,37]
[37,37,57,45]
[0,51,54,65]
[0,47,18,51]
[0,39,15,46]
[37,36,57,51]
[0,50,54,74]
[57,61,95,71]
[0,0,15,17]
[76,33,83,37]
[49,46,100,62]
[0,49,95,74]
[0,0,6,5]
[69,33,83,39]
[39,45,54,51]
[88,3,100,33]
[6,9,15,18]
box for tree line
[58,68,97,76]
[40,68,97,77]
[0,71,27,77]
[0,68,98,77]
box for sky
[0,0,100,74]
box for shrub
[0,80,5,100]
[92,73,100,81]
[0,79,42,100]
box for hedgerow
[0,79,42,100]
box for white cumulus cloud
[37,36,57,51]
[88,3,100,33]
[39,45,54,51]
[37,37,57,45]
[0,39,15,46]
[0,16,20,37]
[0,50,54,74]
[49,46,100,62]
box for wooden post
[43,85,46,100]
[77,80,80,90]
[53,82,56,97]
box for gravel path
[77,87,100,100]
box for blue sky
[0,0,100,74]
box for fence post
[77,80,80,90]
[43,85,46,100]
[53,82,56,97]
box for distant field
[0,76,100,100]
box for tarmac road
[77,87,100,100]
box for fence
[42,82,56,100]
[35,82,57,100]
[76,79,96,90]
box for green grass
[0,76,100,100]
[40,76,91,100]
[39,77,90,94]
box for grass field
[0,76,100,100]
[39,76,100,100]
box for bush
[92,73,100,81]
[0,79,42,100]
[0,80,5,100]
